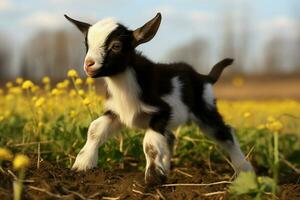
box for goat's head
[65,13,161,78]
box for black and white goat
[65,13,253,186]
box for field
[0,73,300,200]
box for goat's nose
[84,59,95,69]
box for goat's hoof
[71,160,97,171]
[71,163,96,171]
[71,156,97,171]
[145,164,167,188]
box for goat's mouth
[86,70,100,78]
[85,67,101,78]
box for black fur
[82,23,234,142]
[67,15,241,186]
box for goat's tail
[208,58,234,84]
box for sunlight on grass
[0,71,300,199]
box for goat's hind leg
[194,108,253,173]
[72,111,121,171]
[143,129,175,187]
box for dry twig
[202,191,226,196]
[156,188,166,200]
[174,168,193,177]
[161,180,232,187]
[62,187,86,200]
[28,186,71,199]
[102,196,120,200]
[132,188,158,199]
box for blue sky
[0,0,299,72]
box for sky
[0,0,299,73]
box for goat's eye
[112,42,122,51]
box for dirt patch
[214,75,300,100]
[0,159,299,200]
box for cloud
[0,0,14,11]
[189,11,215,23]
[258,16,299,39]
[20,11,64,29]
[151,5,216,27]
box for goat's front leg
[72,111,121,171]
[143,129,175,187]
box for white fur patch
[203,83,215,108]
[85,18,118,71]
[162,77,189,129]
[105,68,158,128]
[72,115,121,171]
[143,129,171,175]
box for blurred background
[0,0,299,99]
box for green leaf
[257,176,276,193]
[229,172,258,195]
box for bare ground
[1,157,299,200]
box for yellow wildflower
[257,176,263,184]
[232,76,245,87]
[86,77,94,85]
[69,89,77,97]
[4,111,11,118]
[75,78,83,86]
[0,115,4,122]
[5,94,13,101]
[35,97,45,108]
[67,69,78,78]
[51,88,60,96]
[42,76,50,84]
[69,110,77,118]
[257,124,266,130]
[63,79,70,87]
[13,154,30,171]
[82,97,91,105]
[22,80,34,90]
[38,122,44,128]
[9,87,22,95]
[78,89,85,97]
[56,82,66,89]
[16,77,24,84]
[267,116,276,123]
[6,81,13,88]
[31,85,40,93]
[243,112,251,118]
[32,96,38,102]
[0,148,13,160]
[266,120,283,133]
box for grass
[0,73,300,199]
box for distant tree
[0,33,12,79]
[291,1,300,72]
[263,36,286,74]
[166,38,210,72]
[220,12,236,66]
[220,3,253,74]
[20,30,85,80]
[235,4,252,73]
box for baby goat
[65,13,253,186]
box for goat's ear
[132,13,161,47]
[64,14,91,35]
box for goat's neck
[104,67,146,127]
[133,52,154,69]
[105,68,140,98]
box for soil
[94,74,300,100]
[0,158,299,200]
[214,75,300,100]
